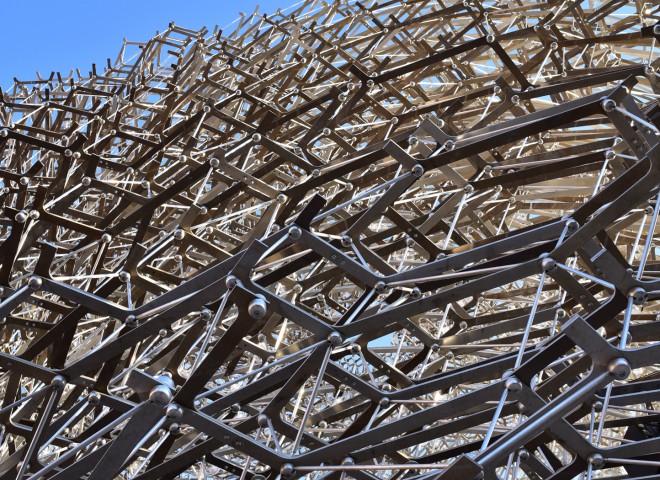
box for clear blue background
[0,0,287,90]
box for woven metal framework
[0,1,659,479]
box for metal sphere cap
[628,287,647,305]
[288,226,302,240]
[166,404,184,421]
[50,375,67,391]
[327,331,343,346]
[149,385,173,405]
[248,297,268,319]
[608,357,631,380]
[505,377,523,393]
[28,276,43,289]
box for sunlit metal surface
[0,1,659,479]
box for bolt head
[628,287,647,305]
[118,271,131,283]
[173,229,185,240]
[149,385,173,405]
[166,404,183,421]
[280,463,295,477]
[28,276,43,289]
[601,99,616,112]
[252,133,262,143]
[341,235,352,247]
[540,256,557,273]
[411,287,422,299]
[505,377,523,393]
[588,453,605,468]
[327,331,343,346]
[412,164,424,177]
[248,297,268,319]
[15,211,28,223]
[288,226,302,240]
[50,375,66,391]
[209,157,220,168]
[225,275,238,289]
[88,392,101,405]
[608,358,631,380]
[257,414,269,427]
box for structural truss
[0,0,660,479]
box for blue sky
[0,0,287,90]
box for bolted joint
[374,281,387,293]
[411,287,422,299]
[518,448,530,462]
[149,385,173,406]
[280,463,296,478]
[608,357,631,380]
[601,99,616,113]
[654,24,660,36]
[505,377,523,393]
[540,256,557,273]
[125,315,138,328]
[588,453,605,469]
[28,276,43,290]
[327,331,343,346]
[50,375,67,391]
[225,275,238,289]
[566,218,579,231]
[88,392,101,405]
[248,297,268,320]
[412,164,424,177]
[341,235,352,247]
[166,404,184,421]
[288,226,302,240]
[379,397,390,407]
[257,414,269,427]
[628,287,647,305]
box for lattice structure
[0,1,659,479]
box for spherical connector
[168,423,181,434]
[19,176,29,186]
[628,287,647,305]
[28,276,43,290]
[252,133,262,143]
[379,397,391,407]
[288,226,302,240]
[280,463,295,478]
[505,377,523,393]
[540,256,557,273]
[604,149,615,160]
[511,95,520,105]
[166,404,183,421]
[15,211,28,223]
[341,235,352,247]
[149,385,173,406]
[592,400,603,411]
[64,149,73,157]
[125,315,138,328]
[209,157,220,168]
[292,283,303,294]
[29,210,39,220]
[518,448,530,461]
[350,343,361,354]
[486,34,495,43]
[654,24,660,35]
[50,375,67,391]
[327,331,343,347]
[601,99,616,113]
[588,453,605,469]
[556,308,566,319]
[201,308,212,320]
[88,391,101,405]
[608,358,631,380]
[173,229,185,240]
[411,287,422,299]
[230,403,241,413]
[81,176,92,187]
[565,218,579,232]
[431,343,440,352]
[257,414,269,427]
[0,129,8,138]
[118,271,131,283]
[374,281,387,294]
[444,140,455,150]
[412,164,424,177]
[248,297,268,320]
[342,456,355,465]
[101,233,112,243]
[408,136,419,147]
[277,193,287,204]
[225,275,238,289]
[464,184,474,195]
